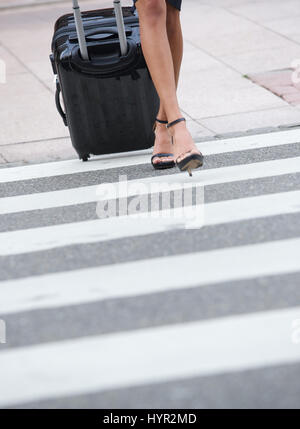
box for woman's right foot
[151,118,175,170]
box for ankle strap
[167,117,186,129]
[156,118,168,124]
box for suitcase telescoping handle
[113,0,128,56]
[72,0,128,60]
[72,0,89,60]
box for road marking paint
[0,306,299,407]
[1,156,300,215]
[0,129,299,183]
[0,237,299,314]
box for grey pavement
[2,270,300,349]
[1,211,300,281]
[16,361,300,409]
[1,142,300,198]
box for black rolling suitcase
[50,0,159,161]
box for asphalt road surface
[0,128,300,408]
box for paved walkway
[0,0,300,166]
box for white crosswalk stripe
[0,128,299,183]
[1,190,300,256]
[0,306,299,407]
[1,156,300,215]
[0,130,300,408]
[0,237,299,315]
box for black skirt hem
[133,0,182,12]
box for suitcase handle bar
[72,0,128,60]
[72,0,89,60]
[113,0,128,56]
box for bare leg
[152,3,183,164]
[156,1,183,121]
[136,0,200,167]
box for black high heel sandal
[167,117,204,177]
[151,118,175,170]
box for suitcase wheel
[81,154,90,162]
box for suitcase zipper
[52,16,138,51]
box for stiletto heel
[167,117,204,176]
[151,118,175,170]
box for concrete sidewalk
[0,0,300,166]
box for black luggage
[50,0,159,161]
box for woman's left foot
[167,118,203,176]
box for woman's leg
[156,1,183,121]
[152,2,183,164]
[136,0,200,165]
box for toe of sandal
[151,153,175,170]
